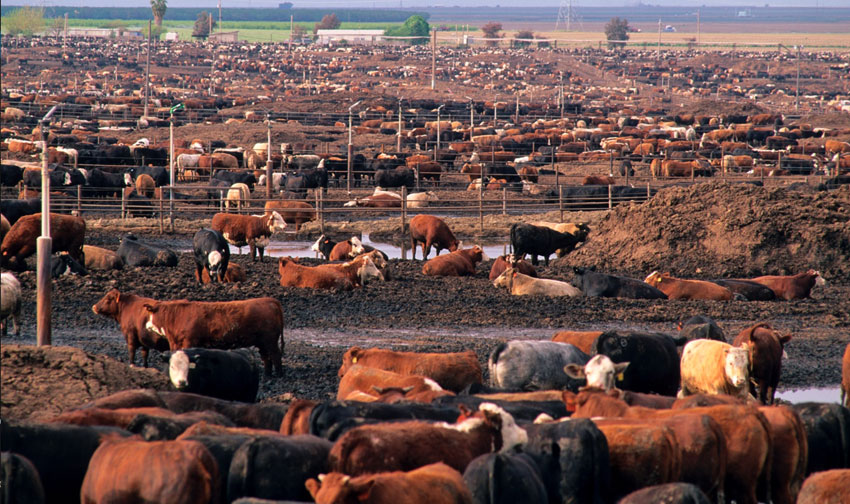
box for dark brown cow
[733,322,792,404]
[338,347,482,393]
[1,213,85,271]
[518,165,538,183]
[141,296,284,375]
[278,257,353,291]
[582,175,615,185]
[409,215,459,260]
[92,289,166,367]
[211,211,286,261]
[645,271,733,300]
[280,399,318,435]
[194,262,246,284]
[264,200,315,231]
[759,405,808,504]
[488,254,537,282]
[80,438,219,504]
[83,245,123,271]
[422,246,487,277]
[746,270,825,300]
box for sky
[5,1,849,7]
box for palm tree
[150,0,167,28]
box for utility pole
[657,19,661,59]
[696,9,700,48]
[266,113,273,200]
[347,100,362,194]
[795,45,802,112]
[289,15,294,52]
[143,20,151,120]
[397,98,403,152]
[62,13,68,57]
[431,30,437,90]
[218,0,222,34]
[37,106,58,347]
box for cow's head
[168,350,192,390]
[266,211,286,233]
[808,269,826,288]
[565,354,629,391]
[306,473,374,504]
[339,346,363,377]
[493,267,515,290]
[92,288,122,319]
[724,344,750,390]
[207,250,224,282]
[478,402,527,453]
[348,236,365,257]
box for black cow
[710,279,776,301]
[433,395,568,424]
[510,223,580,266]
[463,452,549,504]
[213,170,257,190]
[169,348,259,403]
[126,165,168,187]
[125,410,235,441]
[0,422,131,504]
[678,315,725,343]
[192,228,230,283]
[227,436,332,503]
[487,163,521,184]
[117,234,178,267]
[619,159,635,177]
[309,401,460,440]
[23,167,71,188]
[375,166,415,188]
[790,402,850,475]
[1,164,23,186]
[181,434,252,498]
[124,192,155,218]
[523,419,611,504]
[50,252,87,278]
[592,331,682,397]
[87,168,130,198]
[571,267,668,299]
[1,452,46,504]
[295,166,329,192]
[1,198,41,225]
[95,145,133,165]
[132,146,168,167]
[619,483,711,504]
[158,391,288,431]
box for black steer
[50,252,88,278]
[1,198,41,225]
[510,223,580,266]
[571,267,668,299]
[169,348,260,403]
[375,166,415,188]
[678,315,726,343]
[126,165,168,187]
[1,452,46,504]
[117,234,178,267]
[192,228,230,283]
[463,452,549,504]
[592,330,682,397]
[1,164,24,186]
[710,279,776,301]
[213,170,257,190]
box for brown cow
[194,262,246,284]
[0,214,10,242]
[92,289,166,367]
[488,254,537,282]
[746,270,825,300]
[328,237,365,261]
[1,213,85,271]
[280,399,318,435]
[422,246,487,277]
[733,322,792,404]
[316,254,383,287]
[306,463,473,504]
[83,245,123,271]
[337,365,453,403]
[409,215,459,260]
[582,175,615,185]
[338,347,482,393]
[460,163,483,182]
[329,403,527,475]
[842,343,850,408]
[264,200,316,231]
[141,296,284,375]
[645,271,733,300]
[758,405,808,504]
[47,407,175,428]
[415,161,443,183]
[134,174,155,198]
[80,438,219,504]
[211,211,286,261]
[345,193,402,208]
[278,257,353,291]
[551,331,603,354]
[797,469,850,504]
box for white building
[315,29,384,45]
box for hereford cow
[278,257,353,291]
[1,272,22,336]
[746,269,825,300]
[337,365,452,403]
[489,340,589,391]
[422,246,488,277]
[1,213,85,271]
[493,268,581,297]
[93,289,169,367]
[409,215,459,260]
[169,348,260,403]
[679,339,752,400]
[565,354,630,392]
[264,200,315,232]
[82,245,123,271]
[307,463,472,504]
[141,296,284,375]
[192,229,230,284]
[338,347,482,393]
[328,236,366,261]
[510,223,580,266]
[211,211,286,261]
[733,322,792,405]
[80,438,219,504]
[645,271,734,300]
[328,403,527,475]
[488,254,537,281]
[316,254,383,287]
[572,267,667,299]
[134,174,155,198]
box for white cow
[493,268,582,297]
[564,354,629,391]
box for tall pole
[218,0,222,34]
[795,45,801,112]
[397,98,403,152]
[696,9,700,48]
[143,20,151,119]
[436,104,444,158]
[62,13,68,57]
[37,106,57,347]
[657,19,661,59]
[169,113,175,231]
[289,15,294,52]
[347,100,361,195]
[266,114,273,200]
[431,29,437,90]
[493,100,498,127]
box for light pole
[795,45,802,112]
[397,97,403,152]
[266,111,273,199]
[435,104,445,159]
[169,103,184,232]
[347,100,362,194]
[37,105,58,346]
[465,95,474,134]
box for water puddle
[775,386,842,404]
[287,327,556,347]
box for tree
[481,22,502,47]
[192,11,217,39]
[605,17,629,50]
[150,0,167,28]
[515,29,534,48]
[4,7,46,37]
[313,13,340,34]
[291,23,307,41]
[46,16,65,37]
[385,14,430,45]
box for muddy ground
[2,192,848,419]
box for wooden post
[559,185,564,222]
[478,181,484,233]
[502,187,507,215]
[646,182,651,199]
[121,188,127,218]
[318,190,324,234]
[608,184,613,209]
[76,185,82,215]
[159,196,164,234]
[401,185,407,240]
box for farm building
[66,28,143,40]
[209,31,239,43]
[316,29,384,45]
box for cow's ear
[351,479,375,501]
[564,364,586,379]
[563,391,577,412]
[304,478,321,498]
[779,333,792,344]
[614,362,630,379]
[142,303,157,313]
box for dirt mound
[688,99,768,117]
[559,183,850,279]
[1,345,170,421]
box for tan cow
[338,347,482,393]
[493,268,582,297]
[679,339,752,400]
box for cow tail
[754,408,773,504]
[509,223,518,254]
[487,342,508,387]
[488,453,500,504]
[278,302,285,355]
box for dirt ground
[2,183,848,421]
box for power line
[556,0,582,32]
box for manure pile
[560,182,850,279]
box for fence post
[646,181,650,199]
[502,187,507,215]
[121,189,126,218]
[318,190,324,234]
[159,195,164,234]
[559,185,564,222]
[478,180,484,233]
[401,186,407,260]
[76,185,82,215]
[608,184,612,209]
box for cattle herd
[2,30,850,504]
